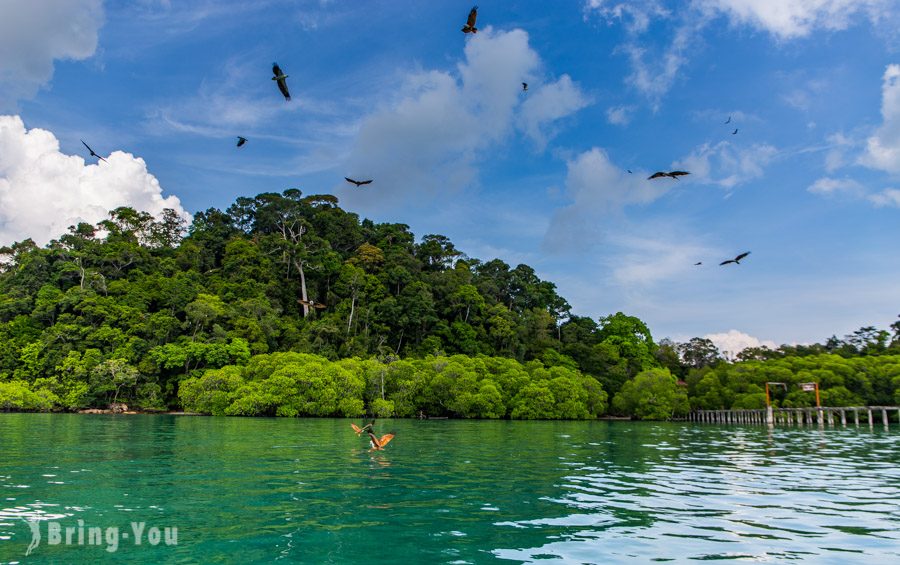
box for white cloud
[868,187,900,207]
[519,75,591,149]
[694,0,894,40]
[585,0,894,105]
[542,148,672,251]
[606,105,636,125]
[862,64,900,175]
[610,233,717,286]
[704,329,776,358]
[0,115,188,246]
[678,141,777,188]
[0,0,104,107]
[343,28,588,210]
[807,176,865,196]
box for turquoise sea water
[1,414,899,563]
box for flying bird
[344,177,373,187]
[694,262,702,266]
[732,128,738,135]
[720,252,751,266]
[298,298,327,309]
[272,63,291,100]
[351,419,375,436]
[522,82,528,92]
[461,6,478,33]
[627,169,633,174]
[236,136,247,147]
[81,140,108,163]
[368,432,395,451]
[724,116,732,124]
[648,170,690,180]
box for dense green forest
[1,190,898,419]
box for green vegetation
[1,190,898,418]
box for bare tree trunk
[347,294,356,335]
[295,258,309,317]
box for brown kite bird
[368,432,395,451]
[81,140,108,164]
[462,6,478,33]
[298,298,327,309]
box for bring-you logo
[21,518,177,555]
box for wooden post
[882,408,889,428]
[840,409,846,427]
[817,408,824,427]
[854,409,859,427]
[868,409,874,428]
[827,410,834,427]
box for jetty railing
[691,406,900,428]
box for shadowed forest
[2,191,898,419]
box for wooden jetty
[691,406,900,428]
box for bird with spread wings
[647,170,690,180]
[368,432,395,451]
[720,252,751,266]
[345,177,373,187]
[81,140,108,164]
[272,63,291,101]
[462,6,478,33]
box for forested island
[1,190,898,419]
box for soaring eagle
[368,432,395,451]
[297,298,326,309]
[648,170,690,180]
[720,252,750,266]
[81,140,108,164]
[351,419,375,436]
[522,82,528,92]
[462,6,478,33]
[345,177,373,187]
[272,63,291,101]
[236,136,247,147]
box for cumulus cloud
[0,0,104,107]
[862,64,900,175]
[807,176,865,196]
[0,115,188,245]
[343,28,588,210]
[606,105,636,125]
[704,329,777,358]
[678,141,777,189]
[543,148,672,251]
[868,188,900,207]
[694,0,894,40]
[519,75,591,149]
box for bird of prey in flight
[462,6,478,33]
[724,116,731,124]
[522,82,528,92]
[720,252,751,266]
[81,140,108,163]
[298,298,327,309]
[236,136,247,147]
[368,432,395,451]
[648,170,690,180]
[694,262,702,265]
[732,128,738,135]
[272,63,291,100]
[351,419,375,436]
[345,177,373,187]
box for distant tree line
[1,190,898,418]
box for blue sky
[1,0,899,353]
